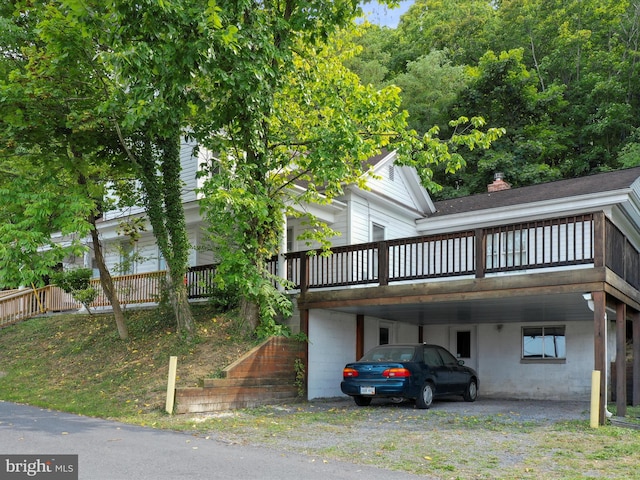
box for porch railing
[4,212,639,323]
[1,264,218,327]
[89,270,168,307]
[278,212,640,292]
[0,286,79,328]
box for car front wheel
[463,379,478,402]
[353,395,372,407]
[415,382,434,409]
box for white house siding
[194,228,216,266]
[101,197,146,223]
[367,162,420,212]
[423,321,598,400]
[308,309,356,399]
[133,236,164,273]
[179,140,199,204]
[100,140,199,223]
[97,226,204,277]
[350,194,421,243]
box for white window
[119,242,135,275]
[286,227,294,252]
[372,223,385,242]
[522,326,566,360]
[158,250,167,271]
[487,230,528,269]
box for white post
[277,210,288,291]
[165,356,178,414]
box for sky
[359,1,414,28]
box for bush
[51,268,98,313]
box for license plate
[360,386,375,395]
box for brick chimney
[488,172,511,192]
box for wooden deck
[277,212,639,293]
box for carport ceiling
[325,292,604,325]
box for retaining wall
[175,337,306,413]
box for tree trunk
[135,133,197,336]
[240,296,260,332]
[168,271,194,337]
[90,219,128,340]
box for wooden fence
[0,286,79,328]
[1,265,218,327]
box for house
[294,166,640,425]
[3,142,638,424]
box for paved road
[0,401,422,480]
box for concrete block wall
[175,337,306,413]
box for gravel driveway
[282,395,592,422]
[192,396,597,479]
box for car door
[421,346,450,394]
[435,346,469,394]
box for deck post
[356,314,364,360]
[378,241,388,286]
[593,290,607,425]
[593,212,606,268]
[299,251,308,293]
[475,229,485,278]
[616,302,627,417]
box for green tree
[392,0,496,70]
[0,2,130,338]
[342,23,393,86]
[392,50,467,135]
[437,49,566,197]
[352,0,640,195]
[193,2,504,334]
[492,0,640,176]
[50,268,98,314]
[59,0,233,337]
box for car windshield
[360,346,416,362]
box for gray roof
[431,166,640,217]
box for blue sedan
[341,344,479,408]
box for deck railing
[3,212,639,322]
[279,212,638,291]
[0,286,79,328]
[89,270,168,307]
[0,265,218,327]
[483,214,595,273]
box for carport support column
[616,302,627,417]
[593,291,607,425]
[356,314,364,360]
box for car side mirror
[457,359,465,366]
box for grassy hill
[0,304,256,420]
